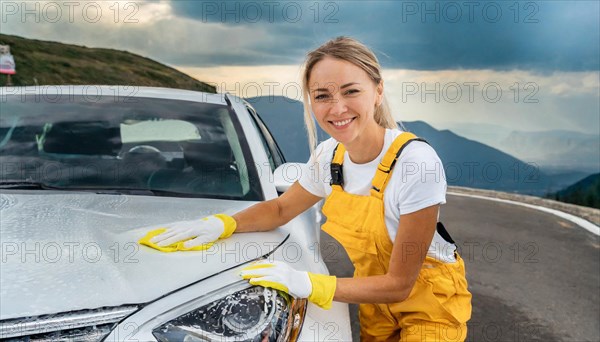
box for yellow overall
[321,132,472,341]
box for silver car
[0,86,351,341]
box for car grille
[0,305,138,341]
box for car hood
[0,191,288,320]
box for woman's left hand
[240,260,337,309]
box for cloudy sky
[2,0,599,134]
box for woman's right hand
[150,214,237,249]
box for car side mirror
[273,163,304,194]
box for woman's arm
[233,181,323,233]
[149,182,321,248]
[333,204,439,303]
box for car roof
[0,85,233,106]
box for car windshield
[0,94,263,201]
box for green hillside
[0,34,215,92]
[549,173,600,209]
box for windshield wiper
[0,181,60,190]
[0,183,155,195]
[94,188,213,198]
[0,182,200,198]
[94,188,196,197]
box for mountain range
[435,122,599,174]
[249,96,595,198]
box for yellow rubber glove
[138,214,236,252]
[240,260,337,310]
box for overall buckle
[330,163,344,186]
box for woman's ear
[376,80,384,106]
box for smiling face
[308,57,384,149]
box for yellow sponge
[138,228,216,252]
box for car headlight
[152,285,306,342]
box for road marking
[448,192,600,236]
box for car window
[0,95,263,201]
[245,105,285,172]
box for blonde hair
[301,36,397,154]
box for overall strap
[370,132,428,199]
[329,143,347,189]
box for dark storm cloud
[169,0,599,71]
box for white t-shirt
[298,128,457,263]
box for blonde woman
[150,36,472,341]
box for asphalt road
[321,194,600,341]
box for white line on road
[448,192,600,236]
